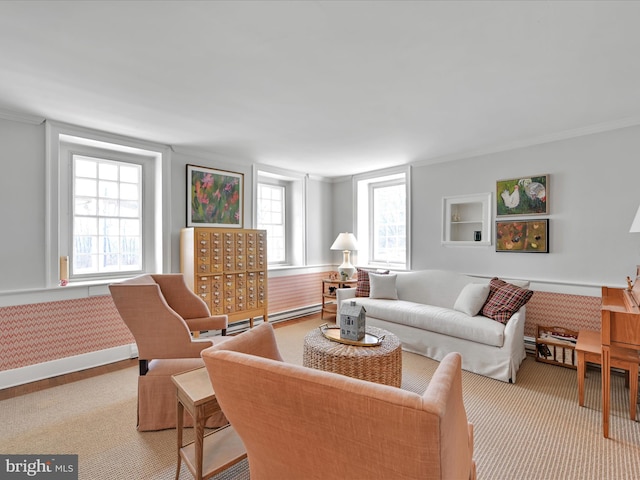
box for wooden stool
[576,330,639,420]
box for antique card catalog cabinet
[181,228,268,327]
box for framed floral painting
[187,164,243,228]
[496,219,549,253]
[496,174,548,217]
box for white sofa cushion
[355,298,505,347]
[395,270,489,308]
[453,283,490,316]
[369,273,398,299]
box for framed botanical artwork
[496,219,549,253]
[496,174,548,217]
[187,164,243,228]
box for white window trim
[352,165,411,270]
[63,146,149,280]
[257,179,289,265]
[369,178,407,265]
[45,120,172,287]
[252,164,307,267]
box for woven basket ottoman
[302,326,402,387]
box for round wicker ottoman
[302,326,402,387]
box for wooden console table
[172,367,246,479]
[601,274,640,438]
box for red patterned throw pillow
[355,268,390,297]
[481,277,534,324]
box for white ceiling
[2,1,640,177]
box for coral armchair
[201,323,477,480]
[110,273,228,431]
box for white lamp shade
[631,205,640,233]
[331,233,358,251]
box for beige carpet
[1,317,639,479]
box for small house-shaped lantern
[340,300,366,341]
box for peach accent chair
[201,323,477,480]
[109,273,228,431]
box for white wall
[0,117,336,304]
[330,178,356,266]
[329,125,640,292]
[306,177,335,266]
[3,113,638,300]
[0,117,46,291]
[408,125,640,288]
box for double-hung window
[254,166,306,267]
[257,182,287,264]
[354,166,411,270]
[72,155,143,276]
[47,121,170,286]
[370,179,406,264]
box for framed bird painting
[496,219,549,253]
[496,174,548,217]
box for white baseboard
[0,343,137,390]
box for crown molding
[414,116,640,167]
[0,108,45,125]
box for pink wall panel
[0,297,133,371]
[524,291,601,338]
[0,275,603,372]
[268,271,331,315]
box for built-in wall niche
[442,193,492,246]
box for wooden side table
[321,278,356,319]
[172,367,246,480]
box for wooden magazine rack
[535,325,578,369]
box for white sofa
[336,269,530,383]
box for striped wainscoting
[0,272,604,385]
[0,296,134,371]
[524,290,602,338]
[0,271,333,374]
[267,271,333,316]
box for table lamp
[331,232,358,280]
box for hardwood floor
[0,313,326,401]
[0,358,140,401]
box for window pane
[75,178,96,197]
[74,236,96,254]
[74,253,95,273]
[257,183,286,263]
[74,217,97,235]
[99,180,119,198]
[99,163,118,181]
[121,219,140,236]
[120,200,140,218]
[99,218,119,236]
[98,198,119,216]
[120,183,138,200]
[74,197,97,216]
[372,183,406,264]
[120,165,139,183]
[75,158,97,178]
[72,155,142,276]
